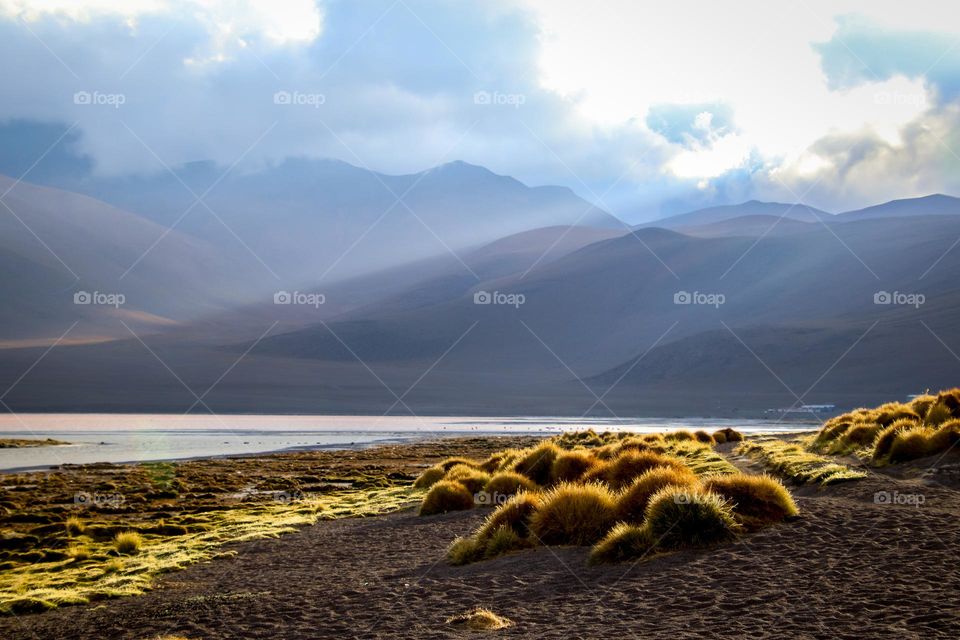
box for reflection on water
[0,414,818,472]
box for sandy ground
[3,454,960,640]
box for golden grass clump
[908,394,936,417]
[438,457,481,472]
[446,535,484,566]
[482,524,530,559]
[446,607,512,630]
[550,450,600,483]
[419,480,475,516]
[589,522,655,564]
[529,482,617,546]
[592,451,691,490]
[644,487,738,549]
[871,418,917,460]
[692,430,714,444]
[664,430,695,442]
[931,419,960,452]
[841,422,883,447]
[887,426,938,463]
[484,472,537,497]
[713,428,744,443]
[615,467,699,524]
[65,516,86,536]
[112,531,143,555]
[702,473,798,527]
[476,492,542,540]
[512,442,562,485]
[712,431,727,444]
[874,402,919,427]
[445,465,492,494]
[412,465,446,489]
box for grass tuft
[512,443,562,485]
[112,531,143,555]
[616,467,698,524]
[412,466,446,489]
[529,482,617,545]
[484,472,537,498]
[644,487,738,549]
[702,473,799,527]
[446,607,512,630]
[550,450,600,483]
[419,480,475,516]
[589,523,655,564]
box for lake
[0,414,818,472]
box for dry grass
[703,473,799,527]
[64,516,86,537]
[737,438,866,484]
[713,428,744,443]
[484,472,538,497]
[412,465,446,489]
[113,531,143,555]
[419,480,475,516]
[589,451,691,490]
[589,523,654,564]
[550,450,600,483]
[644,487,738,549]
[529,482,617,545]
[615,467,698,524]
[445,465,492,494]
[446,607,512,630]
[476,492,542,541]
[512,442,562,485]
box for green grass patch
[737,438,867,485]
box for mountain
[56,158,623,285]
[0,174,258,342]
[836,194,960,221]
[641,200,832,230]
[674,215,816,238]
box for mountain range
[1,160,958,416]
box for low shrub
[644,487,738,549]
[419,480,475,516]
[872,419,917,460]
[512,443,562,485]
[112,531,143,555]
[447,535,483,565]
[484,472,537,497]
[713,428,744,443]
[888,426,937,463]
[599,451,691,490]
[703,473,798,527]
[615,467,699,524]
[445,465,491,494]
[476,492,542,540]
[64,516,85,537]
[589,523,654,564]
[413,466,446,489]
[529,482,617,545]
[483,524,530,559]
[693,430,714,444]
[438,457,481,472]
[550,450,599,483]
[664,430,695,442]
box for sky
[0,0,958,221]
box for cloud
[0,0,958,222]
